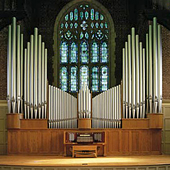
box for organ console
[6,17,163,157]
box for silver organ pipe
[24,48,27,118]
[146,34,149,114]
[21,34,24,113]
[122,48,125,119]
[92,85,121,128]
[135,35,139,118]
[48,85,77,128]
[7,25,11,113]
[125,42,128,119]
[148,25,153,113]
[122,17,162,118]
[157,25,162,113]
[139,42,143,118]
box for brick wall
[162,26,170,99]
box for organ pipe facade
[122,17,162,118]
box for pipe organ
[122,17,162,118]
[7,16,162,126]
[92,85,121,128]
[6,16,163,157]
[48,85,77,128]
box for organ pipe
[135,35,139,118]
[21,34,24,113]
[128,35,132,118]
[153,18,158,113]
[139,42,143,118]
[148,25,153,113]
[157,25,162,113]
[125,42,128,119]
[122,48,125,118]
[131,28,136,118]
[7,25,11,114]
[142,48,145,118]
[146,34,149,114]
[11,17,16,113]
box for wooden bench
[72,145,97,158]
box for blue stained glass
[70,66,78,92]
[80,11,83,20]
[65,14,68,21]
[80,32,84,39]
[85,32,89,39]
[100,23,104,28]
[65,30,73,40]
[80,41,89,63]
[101,42,108,63]
[74,23,78,28]
[70,12,73,21]
[61,23,64,28]
[60,67,68,91]
[105,22,108,28]
[100,66,108,91]
[92,67,99,92]
[96,30,104,40]
[91,22,94,28]
[91,9,94,20]
[70,23,73,28]
[80,66,89,89]
[70,42,78,63]
[95,23,99,28]
[80,21,88,30]
[91,42,99,63]
[74,8,78,20]
[100,14,104,20]
[60,42,68,63]
[65,22,68,29]
[95,11,99,20]
[85,11,89,20]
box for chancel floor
[0,155,170,167]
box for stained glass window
[59,3,110,93]
[80,66,89,89]
[60,67,68,91]
[70,66,78,92]
[92,67,99,92]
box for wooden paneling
[147,114,163,129]
[7,114,23,129]
[7,129,162,156]
[122,119,149,129]
[20,119,48,129]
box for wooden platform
[0,155,169,167]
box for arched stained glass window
[54,1,116,94]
